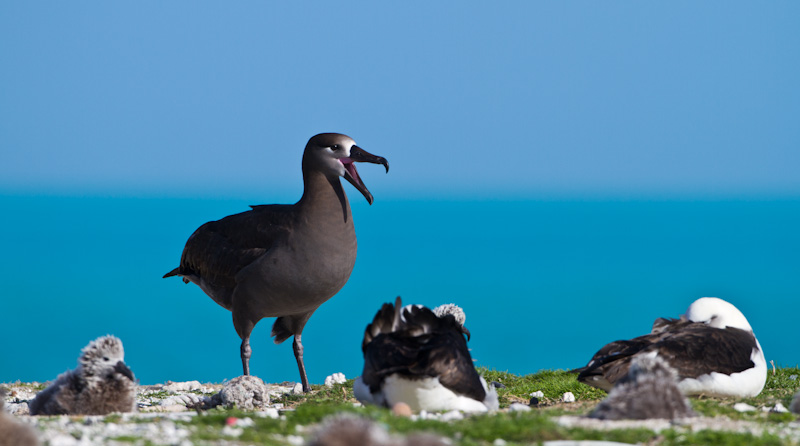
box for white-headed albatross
[354,297,498,413]
[573,297,766,398]
[164,133,389,392]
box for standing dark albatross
[163,133,389,392]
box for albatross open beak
[340,145,389,205]
[114,361,135,381]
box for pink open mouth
[340,158,364,187]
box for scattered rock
[529,397,540,407]
[221,425,244,437]
[562,392,576,403]
[163,381,203,393]
[530,391,544,398]
[324,373,346,387]
[159,394,205,408]
[733,403,757,412]
[510,403,532,412]
[257,408,281,419]
[5,402,30,416]
[286,435,305,445]
[214,375,270,410]
[494,439,508,446]
[772,402,789,413]
[441,410,464,422]
[291,382,304,395]
[491,381,506,389]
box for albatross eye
[103,356,110,361]
[331,144,341,151]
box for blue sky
[1,2,799,200]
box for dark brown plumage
[164,133,388,392]
[354,297,498,412]
[589,355,697,420]
[572,297,766,397]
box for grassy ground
[173,366,800,445]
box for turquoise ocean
[1,195,798,385]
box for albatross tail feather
[163,267,181,279]
[272,317,294,344]
[361,296,403,352]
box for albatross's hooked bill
[354,297,498,413]
[163,133,389,392]
[572,297,766,398]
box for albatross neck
[297,169,353,228]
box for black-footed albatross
[164,133,388,392]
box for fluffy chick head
[79,335,131,379]
[432,303,466,326]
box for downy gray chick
[29,335,137,415]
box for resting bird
[309,413,449,446]
[573,297,766,398]
[354,297,498,413]
[164,133,388,392]
[589,355,696,420]
[28,335,137,415]
[0,390,39,446]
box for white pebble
[530,391,544,398]
[494,439,508,446]
[49,434,79,446]
[221,426,244,437]
[257,408,280,419]
[509,403,532,412]
[237,417,255,427]
[441,410,464,421]
[772,402,789,413]
[159,394,203,407]
[562,392,576,403]
[286,434,305,445]
[734,402,757,412]
[324,372,347,387]
[163,381,203,393]
[291,383,304,394]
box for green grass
[12,369,795,445]
[168,367,800,445]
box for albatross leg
[240,338,252,375]
[293,334,310,392]
[233,310,256,376]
